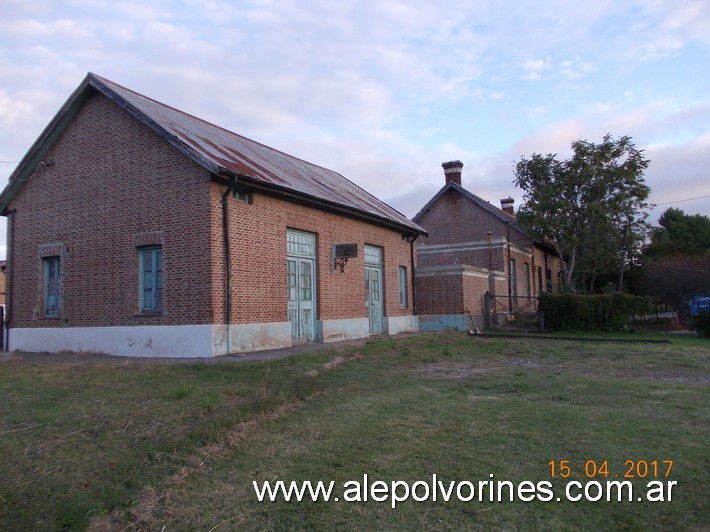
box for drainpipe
[5,209,16,351]
[506,221,512,314]
[409,233,420,315]
[222,178,237,354]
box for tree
[635,253,710,322]
[514,134,650,292]
[633,209,710,321]
[644,208,710,257]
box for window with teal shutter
[398,266,407,308]
[43,256,61,316]
[139,247,162,311]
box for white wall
[10,325,215,357]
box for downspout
[506,221,512,314]
[409,233,420,315]
[5,209,16,351]
[221,178,237,354]
[530,244,540,307]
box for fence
[484,292,541,331]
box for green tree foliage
[635,253,710,322]
[635,209,710,321]
[644,208,710,257]
[514,134,650,292]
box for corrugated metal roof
[89,74,424,234]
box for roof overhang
[211,172,427,236]
[0,77,98,215]
[1,73,427,237]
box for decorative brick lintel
[133,231,164,247]
[37,242,65,258]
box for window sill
[133,311,163,317]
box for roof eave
[412,182,454,222]
[0,76,97,215]
[1,73,426,237]
[212,172,426,236]
[413,181,526,235]
[87,73,221,175]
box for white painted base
[384,315,419,335]
[212,322,292,355]
[9,315,420,358]
[9,325,215,358]
[418,313,485,332]
[317,318,370,343]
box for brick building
[0,73,425,357]
[413,161,560,331]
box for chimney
[442,160,464,186]
[500,197,515,216]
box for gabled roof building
[0,73,425,357]
[413,161,560,331]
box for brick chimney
[442,160,464,186]
[500,197,515,216]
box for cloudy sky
[1,0,709,258]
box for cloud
[645,134,710,215]
[632,0,710,59]
[0,0,708,261]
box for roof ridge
[413,180,525,234]
[83,73,424,234]
[88,73,348,178]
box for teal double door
[286,234,384,342]
[364,245,383,335]
[287,231,316,344]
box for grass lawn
[1,332,707,530]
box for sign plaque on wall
[333,243,358,272]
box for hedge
[540,292,654,332]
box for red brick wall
[8,93,214,329]
[415,274,464,314]
[462,273,490,315]
[416,188,530,249]
[7,91,415,331]
[413,186,560,316]
[211,185,414,324]
[415,268,490,316]
[418,245,507,270]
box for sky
[1,0,709,259]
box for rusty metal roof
[85,73,424,234]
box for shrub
[540,292,653,332]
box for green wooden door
[287,231,316,343]
[364,245,383,334]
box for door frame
[364,244,383,334]
[287,230,317,343]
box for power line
[652,194,710,207]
